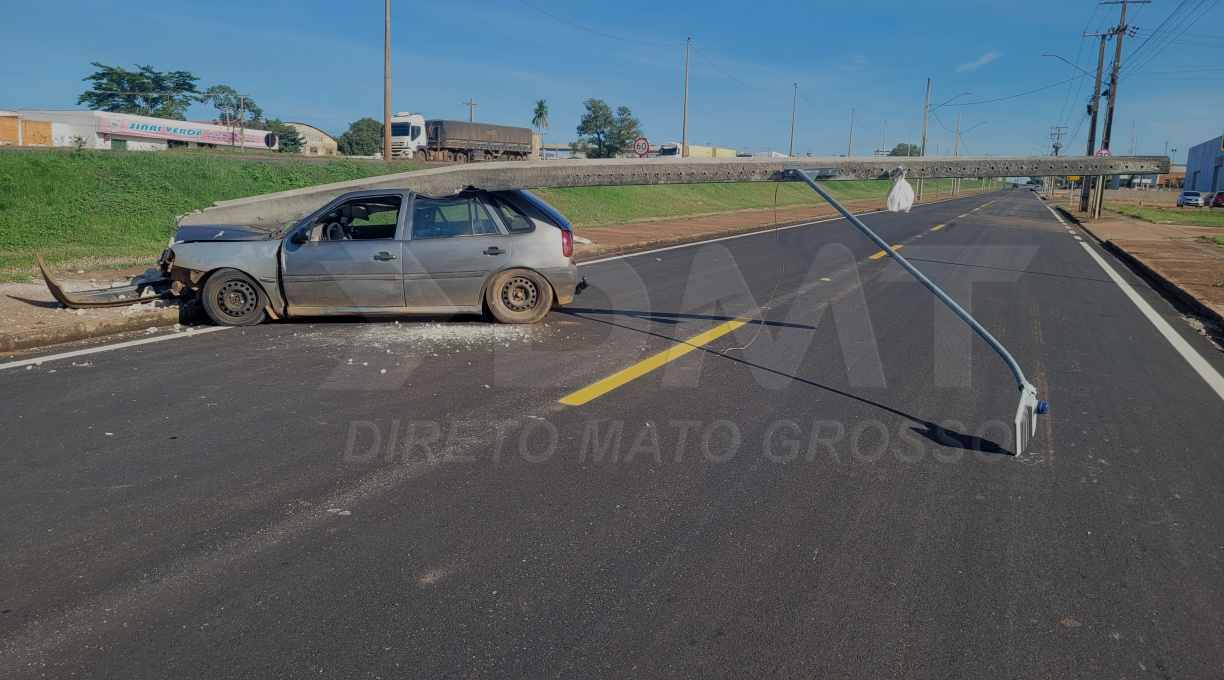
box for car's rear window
[487,194,535,233]
[513,190,572,232]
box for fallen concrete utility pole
[178,155,1168,231]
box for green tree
[204,85,264,128]
[571,99,641,159]
[532,99,549,156]
[337,117,384,156]
[263,119,304,153]
[889,142,922,157]
[77,62,202,120]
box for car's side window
[487,195,535,233]
[312,196,401,242]
[412,196,502,239]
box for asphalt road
[3,188,1224,678]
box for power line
[948,73,1091,107]
[688,43,788,92]
[796,88,841,118]
[512,0,682,46]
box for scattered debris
[1184,314,1224,351]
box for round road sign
[1095,148,1112,156]
[633,137,650,157]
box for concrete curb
[1056,206,1224,329]
[0,305,208,354]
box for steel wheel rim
[500,276,538,312]
[216,280,258,318]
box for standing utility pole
[1097,0,1146,209]
[463,99,477,122]
[847,108,855,157]
[953,113,961,194]
[682,37,691,158]
[882,120,887,157]
[917,78,931,200]
[789,83,797,157]
[239,94,245,153]
[383,0,392,162]
[1079,32,1108,213]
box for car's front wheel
[485,269,553,324]
[202,269,268,326]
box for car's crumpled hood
[172,224,276,244]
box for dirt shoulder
[1055,203,1224,326]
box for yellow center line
[558,319,749,406]
[930,224,945,231]
[869,245,902,259]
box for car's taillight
[561,230,573,258]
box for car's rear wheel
[202,269,267,326]
[485,269,553,324]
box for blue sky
[3,0,1221,160]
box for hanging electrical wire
[512,0,683,46]
[948,73,1091,107]
[797,88,842,118]
[688,43,789,92]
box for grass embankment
[535,178,987,227]
[1106,203,1224,229]
[1203,234,1224,250]
[0,149,420,281]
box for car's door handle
[484,247,506,256]
[373,252,398,261]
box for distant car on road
[42,190,586,326]
[1211,192,1224,208]
[1177,190,1205,207]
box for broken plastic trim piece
[36,252,175,309]
[784,167,1047,455]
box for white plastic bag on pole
[886,168,915,212]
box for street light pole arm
[1042,53,1095,78]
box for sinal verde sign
[96,115,277,149]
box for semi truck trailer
[389,115,534,162]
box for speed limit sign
[633,137,650,157]
[1095,148,1111,156]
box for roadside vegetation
[0,150,420,281]
[1106,203,1224,228]
[1203,234,1224,250]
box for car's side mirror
[289,229,309,245]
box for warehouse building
[286,122,338,156]
[1185,135,1224,192]
[0,109,278,151]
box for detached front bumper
[36,253,176,309]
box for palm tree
[531,99,549,159]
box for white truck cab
[389,112,427,159]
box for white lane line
[0,326,230,371]
[1079,242,1224,403]
[1074,236,1083,240]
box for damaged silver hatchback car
[41,189,586,326]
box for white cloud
[956,51,1002,73]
